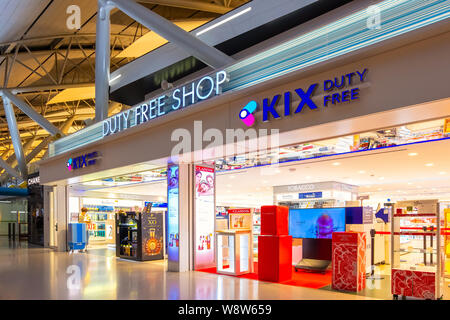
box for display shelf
[394,249,437,254]
[394,213,437,217]
[391,200,444,300]
[393,231,436,236]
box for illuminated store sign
[27,176,40,186]
[240,68,368,126]
[67,151,99,171]
[194,165,215,269]
[103,71,229,137]
[167,165,180,263]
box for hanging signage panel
[298,192,323,199]
[167,165,179,263]
[194,165,215,269]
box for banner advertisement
[141,203,164,260]
[229,211,252,230]
[167,165,179,262]
[194,165,215,269]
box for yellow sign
[444,118,450,134]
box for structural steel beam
[0,117,76,184]
[2,96,27,177]
[110,0,235,68]
[137,0,232,14]
[0,157,21,180]
[2,136,37,168]
[1,90,62,136]
[7,82,95,94]
[95,0,113,123]
[25,136,54,163]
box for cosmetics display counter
[216,229,253,276]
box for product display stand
[115,209,164,261]
[258,206,292,282]
[332,232,366,292]
[391,200,444,300]
[216,229,253,276]
[366,229,384,280]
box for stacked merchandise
[83,205,114,241]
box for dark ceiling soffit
[110,0,354,106]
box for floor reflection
[0,237,374,300]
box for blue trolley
[68,223,87,251]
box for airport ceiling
[0,0,355,185]
[0,0,248,181]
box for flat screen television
[289,208,346,239]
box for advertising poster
[141,203,164,261]
[194,165,215,269]
[228,208,252,229]
[167,165,179,262]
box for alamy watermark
[170,121,281,175]
[66,5,81,30]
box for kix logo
[67,151,99,171]
[239,101,257,127]
[238,68,367,126]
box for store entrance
[204,118,450,300]
[68,168,167,261]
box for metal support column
[95,0,112,123]
[111,0,235,69]
[1,95,27,178]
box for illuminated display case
[116,209,164,261]
[216,229,253,276]
[391,200,444,300]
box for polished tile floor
[0,238,376,300]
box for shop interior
[68,117,450,299]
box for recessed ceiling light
[378,177,385,180]
[425,163,434,167]
[358,170,366,174]
[407,182,413,185]
[439,171,447,175]
[408,152,418,156]
[332,162,341,166]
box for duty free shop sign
[102,71,228,137]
